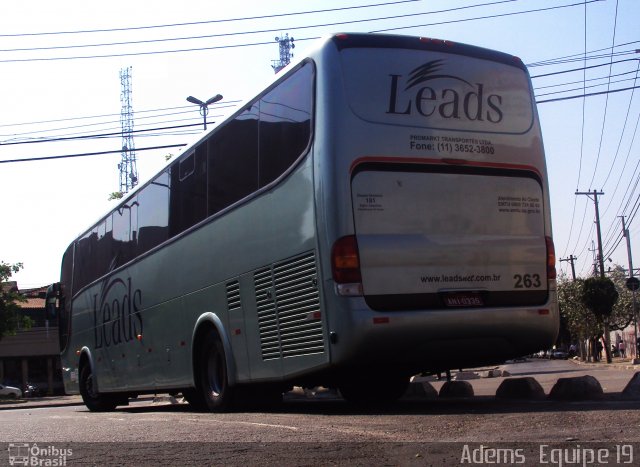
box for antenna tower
[119,66,138,193]
[271,34,295,73]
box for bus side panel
[63,156,326,393]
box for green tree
[581,276,619,363]
[607,265,635,331]
[0,261,32,341]
[557,275,599,359]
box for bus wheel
[197,332,234,412]
[338,375,409,405]
[79,364,117,412]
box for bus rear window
[340,48,534,135]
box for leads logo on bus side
[386,59,504,123]
[93,277,143,349]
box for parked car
[550,349,569,360]
[24,382,46,398]
[0,383,22,399]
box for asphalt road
[1,359,639,466]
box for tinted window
[112,199,136,268]
[73,229,97,291]
[259,63,313,186]
[208,108,259,215]
[137,171,170,255]
[169,146,207,236]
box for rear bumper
[327,294,559,374]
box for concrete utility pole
[576,190,612,363]
[620,215,639,362]
[576,190,605,277]
[560,255,577,281]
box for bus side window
[169,146,207,236]
[112,200,135,268]
[259,62,313,187]
[208,108,259,216]
[73,229,96,291]
[137,171,170,256]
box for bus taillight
[546,236,557,280]
[331,235,362,287]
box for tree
[581,276,619,363]
[557,275,599,359]
[0,261,32,341]
[607,265,635,331]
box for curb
[567,357,639,371]
[0,398,85,411]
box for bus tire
[196,331,234,412]
[79,364,117,412]
[338,375,409,405]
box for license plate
[443,293,484,307]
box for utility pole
[119,66,138,194]
[576,190,612,363]
[576,190,605,277]
[620,215,639,362]
[560,255,577,281]
[559,255,583,359]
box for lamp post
[186,94,223,130]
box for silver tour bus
[46,33,558,411]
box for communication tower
[119,66,138,193]
[272,34,295,73]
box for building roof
[20,297,46,309]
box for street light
[186,93,223,131]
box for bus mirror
[45,283,60,320]
[45,301,57,320]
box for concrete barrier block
[439,380,474,398]
[622,371,640,400]
[548,375,604,401]
[402,381,438,400]
[484,369,512,378]
[496,377,545,400]
[454,371,480,380]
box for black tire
[194,332,234,412]
[79,364,117,412]
[338,375,409,405]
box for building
[0,283,63,395]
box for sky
[1,0,639,288]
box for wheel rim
[206,349,224,398]
[83,369,98,400]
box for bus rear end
[319,34,558,384]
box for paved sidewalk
[0,394,84,411]
[569,355,640,370]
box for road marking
[186,419,298,431]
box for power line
[536,85,640,103]
[530,58,640,79]
[369,0,603,33]
[1,1,526,54]
[0,0,601,63]
[0,123,202,146]
[527,40,640,67]
[0,0,424,37]
[0,144,186,164]
[0,101,242,129]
